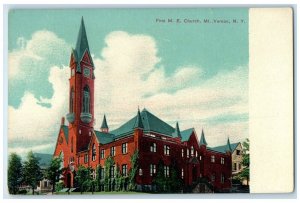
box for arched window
[221,173,225,183]
[70,88,74,113]
[59,151,64,170]
[92,143,96,161]
[191,146,194,156]
[82,86,90,113]
[150,143,156,152]
[71,137,74,153]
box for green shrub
[18,190,27,194]
[55,182,64,192]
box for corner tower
[66,17,95,153]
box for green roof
[172,122,182,138]
[76,18,89,59]
[71,49,78,62]
[110,116,136,137]
[61,125,69,143]
[225,138,232,152]
[100,114,109,129]
[181,128,194,142]
[133,109,144,129]
[74,17,94,67]
[94,131,114,144]
[199,129,207,145]
[95,109,199,145]
[208,142,240,154]
[230,142,240,151]
[110,108,175,138]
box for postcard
[5,7,293,196]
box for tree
[23,151,42,195]
[153,160,182,193]
[75,166,92,194]
[153,160,166,193]
[128,150,138,191]
[95,164,102,191]
[45,156,64,194]
[115,165,122,191]
[169,163,183,193]
[8,153,23,194]
[239,138,250,185]
[104,156,114,191]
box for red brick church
[53,18,233,192]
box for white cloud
[8,66,69,142]
[93,31,248,146]
[8,30,248,154]
[8,30,70,154]
[93,31,204,126]
[9,30,69,80]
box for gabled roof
[61,125,69,143]
[94,130,114,144]
[188,156,200,164]
[208,142,240,154]
[100,114,109,129]
[230,142,240,151]
[181,128,194,142]
[110,108,175,138]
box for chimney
[61,117,65,126]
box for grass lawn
[55,191,148,195]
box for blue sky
[8,8,249,155]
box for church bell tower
[66,17,95,154]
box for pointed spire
[75,17,91,61]
[172,122,182,138]
[100,114,109,129]
[225,137,232,152]
[199,129,207,146]
[133,108,144,129]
